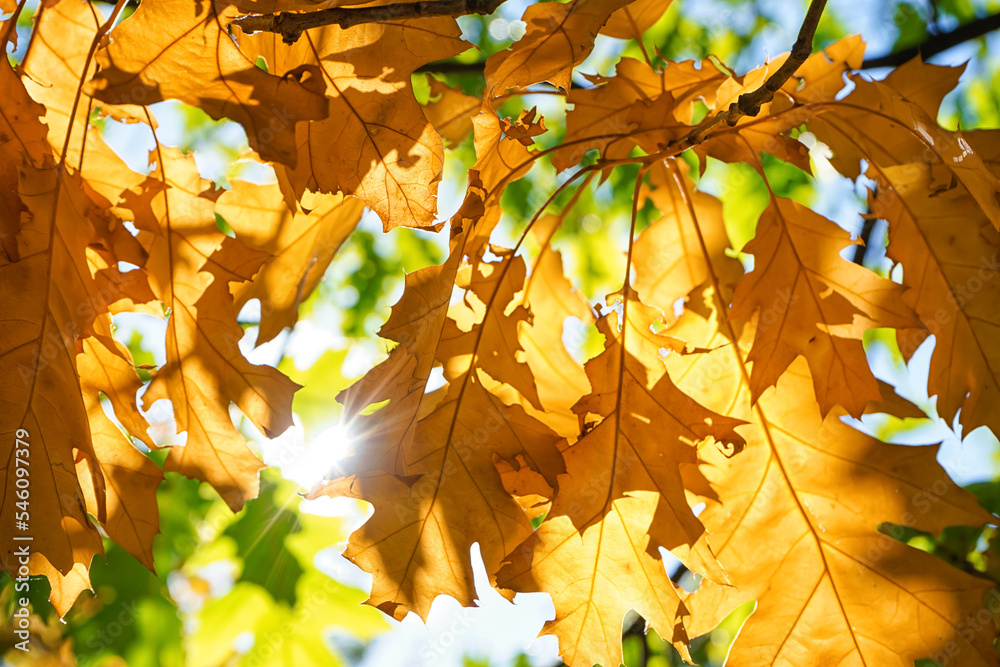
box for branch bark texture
[670,0,828,150]
[231,0,506,43]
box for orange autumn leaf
[666,303,995,666]
[1,163,110,606]
[86,0,329,167]
[490,212,594,440]
[76,337,161,571]
[497,286,745,667]
[423,76,480,147]
[121,146,299,511]
[485,0,633,95]
[500,107,548,146]
[632,160,742,318]
[4,1,1000,663]
[729,196,919,416]
[216,182,365,344]
[601,0,673,39]
[313,215,565,619]
[0,54,47,259]
[235,15,468,228]
[552,57,726,171]
[876,157,1000,441]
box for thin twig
[231,0,506,44]
[851,215,876,265]
[861,12,1000,69]
[669,0,828,151]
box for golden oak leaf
[692,36,864,172]
[484,0,633,96]
[322,381,561,620]
[236,17,467,228]
[17,0,183,301]
[879,56,965,118]
[500,107,547,146]
[444,247,542,409]
[309,156,590,616]
[472,110,536,197]
[85,0,329,167]
[664,35,864,172]
[875,160,1000,440]
[696,72,810,171]
[666,305,996,666]
[496,286,745,667]
[32,561,93,618]
[496,213,594,440]
[495,453,555,523]
[335,229,467,475]
[1,6,158,607]
[0,54,48,261]
[331,134,543,477]
[330,132,526,473]
[76,336,162,570]
[315,232,567,619]
[600,0,673,39]
[632,160,742,319]
[216,181,365,344]
[785,34,866,103]
[551,57,725,171]
[562,40,857,173]
[122,146,299,510]
[1,163,109,600]
[502,490,692,667]
[785,59,1000,230]
[467,111,536,261]
[79,327,156,449]
[422,76,480,147]
[21,0,140,174]
[729,196,919,417]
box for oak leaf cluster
[2,0,999,664]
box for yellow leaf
[236,16,468,228]
[668,305,996,666]
[552,57,725,171]
[217,182,365,344]
[86,0,329,167]
[0,52,47,260]
[497,287,745,667]
[1,163,107,598]
[485,0,634,96]
[315,233,564,619]
[507,213,594,439]
[632,161,742,318]
[77,337,162,570]
[877,158,1000,440]
[121,146,299,510]
[601,0,673,39]
[423,76,480,147]
[730,196,919,416]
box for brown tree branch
[414,10,1000,76]
[861,12,1000,69]
[670,0,828,151]
[231,0,506,44]
[415,61,488,75]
